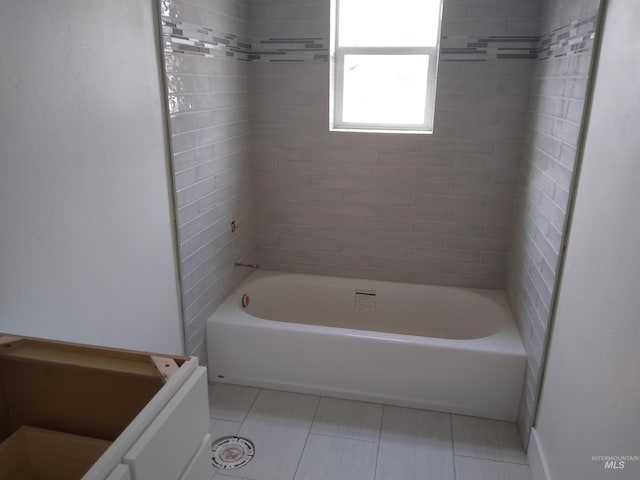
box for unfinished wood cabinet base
[0,334,212,480]
[0,426,111,480]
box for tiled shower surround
[506,0,601,445]
[161,0,256,364]
[251,0,539,289]
[159,0,601,447]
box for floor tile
[208,383,260,422]
[225,389,319,480]
[455,456,533,480]
[311,397,383,443]
[294,433,377,480]
[452,415,528,465]
[209,419,241,441]
[375,406,454,480]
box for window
[330,0,443,133]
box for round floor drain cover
[211,436,255,469]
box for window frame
[330,0,443,134]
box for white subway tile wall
[251,0,539,290]
[162,0,256,363]
[506,0,601,445]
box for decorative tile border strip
[439,15,597,62]
[251,38,329,62]
[161,14,597,64]
[440,36,538,62]
[161,17,329,62]
[161,18,252,61]
[537,14,598,60]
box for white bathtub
[207,270,526,421]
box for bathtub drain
[212,436,255,470]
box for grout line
[171,119,250,138]
[372,406,385,480]
[170,105,250,118]
[450,415,457,480]
[240,387,262,423]
[209,415,243,424]
[311,431,379,444]
[170,133,249,157]
[454,454,530,466]
[291,395,321,480]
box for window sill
[329,127,433,135]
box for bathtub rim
[211,269,526,357]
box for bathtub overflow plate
[212,436,255,470]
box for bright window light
[338,0,441,48]
[330,0,443,133]
[342,55,430,125]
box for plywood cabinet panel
[0,359,162,440]
[0,334,210,480]
[0,426,111,480]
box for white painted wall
[0,1,184,355]
[530,0,640,478]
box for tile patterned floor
[208,383,532,480]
